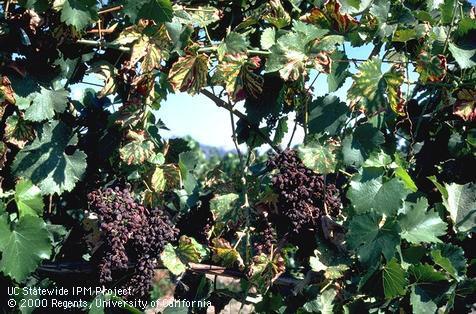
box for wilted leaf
[416,51,447,83]
[263,0,291,28]
[213,54,263,101]
[249,252,285,293]
[160,243,187,276]
[168,52,209,95]
[453,89,476,122]
[302,289,336,314]
[119,131,155,165]
[300,0,358,33]
[4,114,35,148]
[297,141,338,174]
[211,238,244,269]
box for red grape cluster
[267,149,341,233]
[253,210,277,255]
[176,194,214,244]
[87,186,178,299]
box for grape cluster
[253,209,277,255]
[267,149,342,233]
[87,186,178,299]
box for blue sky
[156,44,376,150]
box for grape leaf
[176,235,208,263]
[23,87,69,122]
[347,212,401,265]
[448,43,476,69]
[382,258,407,299]
[342,124,384,167]
[60,0,98,31]
[399,198,447,244]
[410,285,438,314]
[4,114,35,148]
[261,28,276,50]
[431,243,467,280]
[160,243,187,276]
[209,193,239,223]
[249,252,285,293]
[308,95,349,137]
[0,215,52,282]
[217,32,249,61]
[348,57,405,114]
[119,139,155,166]
[211,238,244,269]
[12,121,87,195]
[302,289,336,314]
[14,179,44,218]
[409,264,447,283]
[168,53,209,95]
[123,0,173,24]
[327,50,350,92]
[297,142,338,174]
[347,167,410,215]
[444,182,476,233]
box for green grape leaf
[341,124,385,167]
[302,289,336,314]
[444,182,476,233]
[160,243,187,276]
[382,258,407,299]
[409,264,449,314]
[12,121,87,195]
[347,167,410,215]
[399,199,447,244]
[23,87,69,122]
[217,32,249,61]
[448,43,476,70]
[123,0,173,24]
[211,238,244,269]
[347,212,401,266]
[261,28,276,50]
[410,285,438,314]
[409,264,447,283]
[0,215,52,282]
[327,50,350,92]
[431,244,467,280]
[14,179,44,218]
[168,53,209,95]
[308,95,349,137]
[297,142,338,175]
[209,193,239,222]
[60,0,98,31]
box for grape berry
[87,186,178,299]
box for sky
[155,44,375,151]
